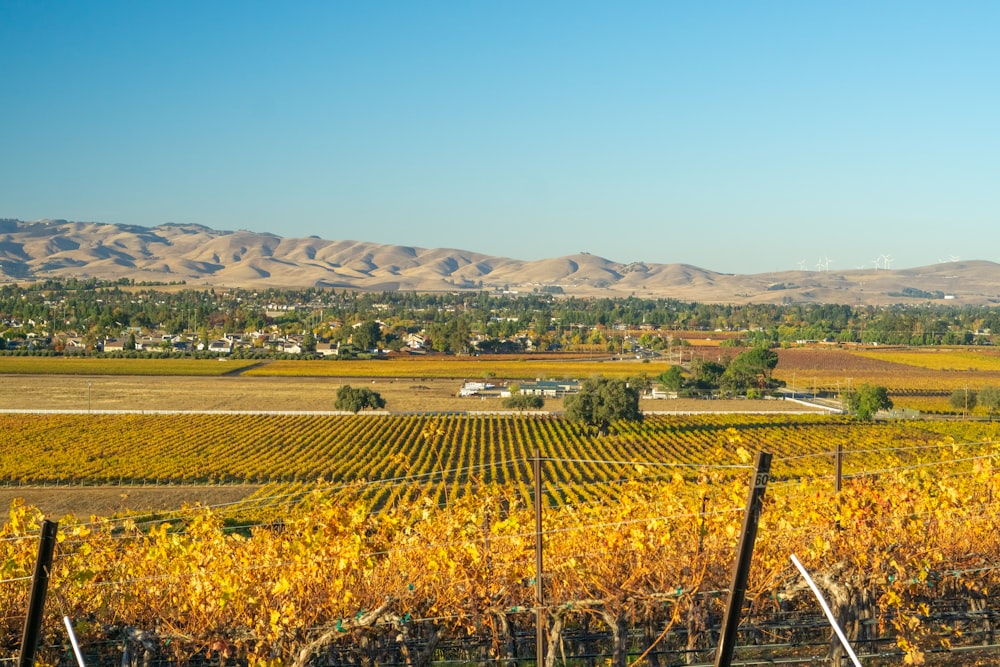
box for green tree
[657,366,685,392]
[949,387,977,416]
[335,385,386,413]
[352,320,382,353]
[720,346,781,396]
[428,319,471,354]
[503,393,544,410]
[301,331,316,353]
[977,386,1000,421]
[847,384,892,421]
[630,373,652,398]
[689,358,726,392]
[563,376,642,435]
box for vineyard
[0,357,262,376]
[3,413,1000,499]
[240,358,673,380]
[2,413,1000,665]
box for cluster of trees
[334,385,386,413]
[501,392,545,410]
[564,376,643,434]
[657,345,783,398]
[844,384,893,421]
[3,281,1000,355]
[949,386,1000,420]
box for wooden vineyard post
[533,447,545,667]
[714,452,772,667]
[834,444,844,531]
[19,519,59,667]
[835,444,843,493]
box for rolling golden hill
[2,218,999,305]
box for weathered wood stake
[19,519,59,667]
[533,447,545,667]
[714,451,772,667]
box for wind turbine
[883,254,893,270]
[797,259,807,271]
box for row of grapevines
[3,447,1000,666]
[3,414,999,510]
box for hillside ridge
[2,218,999,305]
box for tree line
[2,280,1000,353]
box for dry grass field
[0,373,824,413]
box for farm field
[241,356,674,379]
[0,356,261,375]
[8,345,1000,413]
[0,372,827,414]
[0,353,666,379]
[775,346,1000,416]
[2,411,1000,667]
[775,346,1000,393]
[5,348,1000,664]
[0,484,259,518]
[3,411,999,516]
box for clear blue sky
[2,2,998,274]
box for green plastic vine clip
[336,619,345,633]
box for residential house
[207,339,234,355]
[404,333,426,350]
[316,341,340,357]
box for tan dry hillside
[2,218,1000,304]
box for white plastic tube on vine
[789,554,863,667]
[63,616,87,667]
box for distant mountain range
[2,218,999,305]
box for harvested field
[0,374,825,413]
[775,346,1000,393]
